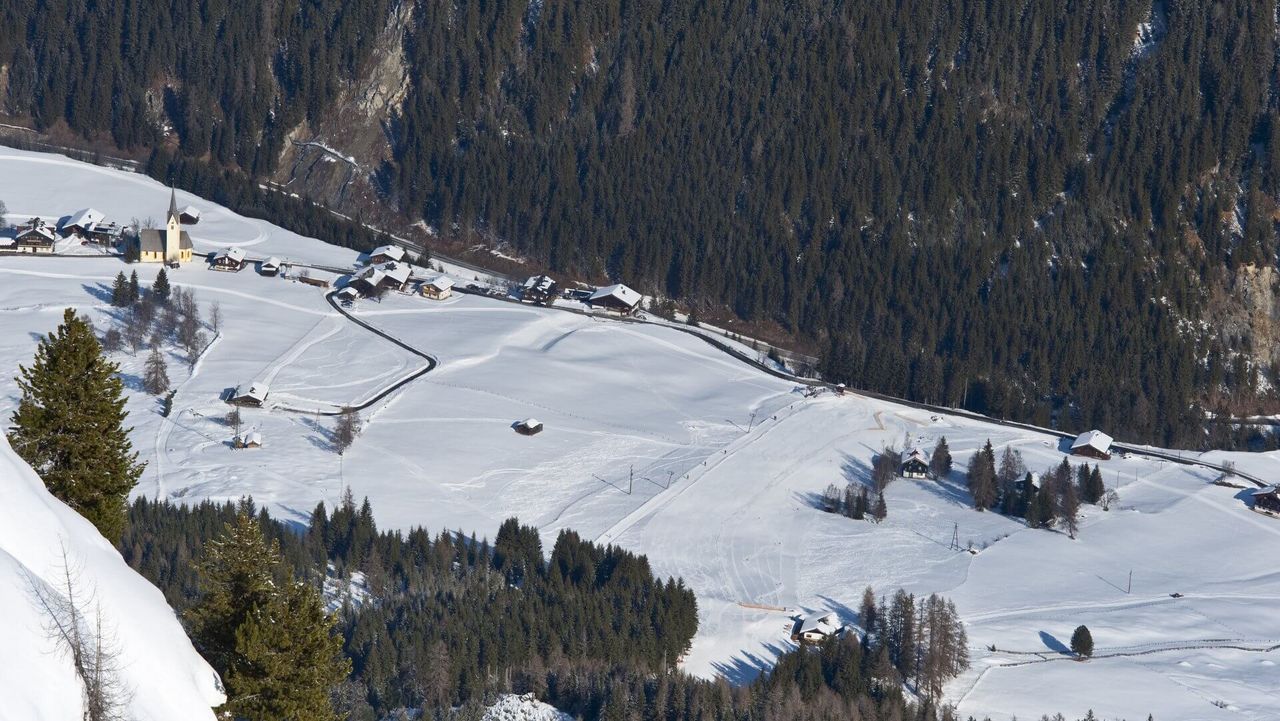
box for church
[136,188,194,264]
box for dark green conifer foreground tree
[8,308,143,539]
[152,268,171,304]
[1071,624,1094,658]
[188,509,350,721]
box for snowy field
[3,147,1280,720]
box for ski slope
[3,146,1280,719]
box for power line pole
[950,522,959,551]
[629,465,633,495]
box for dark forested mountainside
[4,0,1279,446]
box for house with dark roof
[137,188,193,264]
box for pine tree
[929,436,952,479]
[188,510,350,720]
[1070,625,1093,658]
[1059,474,1081,539]
[872,492,888,522]
[967,440,998,510]
[152,268,171,304]
[1084,465,1105,504]
[143,347,170,395]
[8,309,143,539]
[110,271,131,307]
[128,271,140,304]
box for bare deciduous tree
[334,408,361,455]
[209,301,222,334]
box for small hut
[259,257,282,276]
[1253,486,1280,514]
[515,418,544,436]
[235,431,263,449]
[1070,430,1114,460]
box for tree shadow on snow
[711,642,792,685]
[1038,631,1071,655]
[81,282,113,304]
[840,452,873,486]
[298,416,337,453]
[912,477,974,508]
[794,489,834,512]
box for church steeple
[168,186,180,224]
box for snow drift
[0,435,223,720]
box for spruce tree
[1070,625,1093,658]
[110,271,130,307]
[8,309,143,539]
[872,493,888,523]
[152,268,171,304]
[929,436,952,479]
[967,440,998,510]
[1059,475,1081,539]
[143,347,170,395]
[1084,465,1105,504]
[128,271,140,304]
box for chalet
[230,382,269,407]
[137,188,193,264]
[1252,486,1280,514]
[588,283,643,314]
[15,218,57,253]
[259,257,282,276]
[522,275,557,303]
[211,247,247,272]
[235,431,263,449]
[83,221,123,245]
[351,261,412,296]
[1070,430,1114,460]
[900,448,932,479]
[61,208,105,237]
[790,613,840,644]
[178,205,201,224]
[515,418,544,436]
[368,244,405,265]
[420,275,454,300]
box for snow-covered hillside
[3,146,1280,719]
[0,435,223,720]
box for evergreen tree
[967,440,998,510]
[1084,465,1106,504]
[110,271,131,307]
[1059,474,1081,539]
[8,309,143,539]
[128,271,140,304]
[1070,625,1093,658]
[333,408,360,455]
[152,268,171,304]
[143,347,170,395]
[929,437,952,479]
[872,493,888,523]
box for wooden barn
[368,244,406,265]
[790,613,840,644]
[515,418,544,436]
[522,275,558,303]
[1070,430,1113,460]
[229,382,269,407]
[297,274,331,288]
[900,448,932,479]
[1252,486,1280,515]
[211,247,247,272]
[235,431,263,449]
[420,275,454,300]
[259,257,282,276]
[178,205,201,224]
[15,218,57,253]
[588,283,643,314]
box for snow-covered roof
[17,218,56,241]
[1071,430,1114,454]
[1251,486,1277,496]
[524,275,556,292]
[519,418,542,428]
[796,612,834,635]
[217,247,246,263]
[179,205,200,220]
[237,382,269,402]
[905,447,930,463]
[425,275,454,291]
[589,283,642,308]
[370,244,405,262]
[63,207,105,230]
[243,431,262,446]
[260,256,281,270]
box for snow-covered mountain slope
[0,435,223,721]
[482,694,574,721]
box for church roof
[138,228,193,253]
[168,187,179,222]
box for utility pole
[667,470,674,488]
[629,465,633,495]
[748,411,758,431]
[1127,569,1132,594]
[951,522,960,551]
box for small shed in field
[230,382,270,407]
[1252,486,1280,514]
[1070,430,1113,460]
[178,205,201,224]
[236,431,263,449]
[515,418,543,436]
[259,257,282,276]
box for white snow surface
[483,693,573,721]
[3,146,1280,719]
[0,435,223,720]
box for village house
[1070,430,1114,460]
[522,275,557,303]
[900,448,932,479]
[210,247,247,272]
[351,261,413,296]
[420,275,454,300]
[15,217,57,253]
[229,382,270,407]
[588,283,643,314]
[137,188,194,265]
[368,244,405,265]
[790,613,840,644]
[61,208,105,238]
[259,257,282,276]
[1252,486,1280,515]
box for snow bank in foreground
[0,435,223,720]
[483,693,574,721]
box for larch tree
[8,308,144,540]
[143,347,169,395]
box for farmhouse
[235,431,263,449]
[15,217,57,253]
[351,261,412,296]
[211,247,247,272]
[229,382,270,407]
[61,207,105,237]
[1070,430,1114,460]
[420,275,454,300]
[790,613,840,644]
[1253,486,1280,514]
[515,418,543,436]
[522,275,557,303]
[259,257,282,276]
[178,205,201,224]
[588,283,643,314]
[900,448,932,479]
[137,188,194,264]
[368,244,405,265]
